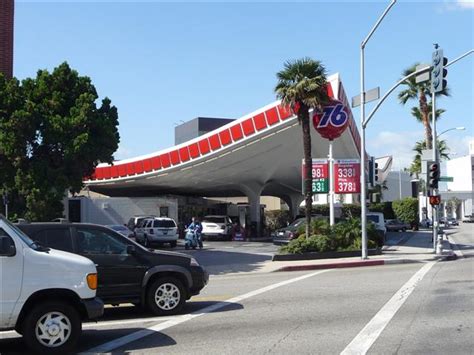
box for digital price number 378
[334,160,361,194]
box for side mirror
[126,245,136,255]
[0,235,16,257]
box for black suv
[17,222,209,316]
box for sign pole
[329,140,335,226]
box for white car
[0,215,103,354]
[135,217,178,248]
[201,215,233,240]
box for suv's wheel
[147,277,185,315]
[23,301,81,354]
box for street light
[437,126,465,139]
[360,0,397,259]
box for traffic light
[431,48,448,93]
[428,162,440,189]
[368,157,379,186]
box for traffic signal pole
[431,92,439,253]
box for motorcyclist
[188,217,203,249]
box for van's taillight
[87,273,98,290]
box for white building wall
[382,171,413,202]
[68,196,178,225]
[446,155,474,192]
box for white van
[366,212,387,245]
[0,215,103,354]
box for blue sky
[14,0,474,169]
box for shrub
[392,197,419,227]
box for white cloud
[438,0,474,12]
[456,0,474,9]
[115,145,134,160]
[443,134,474,157]
[367,130,424,170]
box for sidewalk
[265,229,455,273]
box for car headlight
[190,257,200,267]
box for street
[0,224,472,354]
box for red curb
[277,259,385,272]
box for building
[0,0,14,79]
[175,117,235,145]
[441,140,474,218]
[83,74,363,233]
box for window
[34,229,73,252]
[153,219,176,228]
[203,217,226,224]
[367,215,380,223]
[76,228,129,255]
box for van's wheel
[23,301,81,354]
[147,277,185,316]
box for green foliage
[0,63,119,221]
[265,210,292,232]
[392,198,419,226]
[280,218,378,254]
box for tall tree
[398,63,449,150]
[0,62,120,220]
[275,58,330,238]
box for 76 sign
[334,159,360,194]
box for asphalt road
[1,224,472,354]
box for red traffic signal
[429,195,441,206]
[428,162,440,189]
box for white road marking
[340,260,437,355]
[82,269,331,353]
[84,316,175,328]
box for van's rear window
[153,220,176,228]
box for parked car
[17,222,209,316]
[462,215,474,223]
[201,215,233,240]
[420,218,432,228]
[1,215,103,354]
[447,217,459,226]
[272,217,305,245]
[107,224,135,239]
[385,219,410,232]
[134,217,179,247]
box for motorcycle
[185,229,203,250]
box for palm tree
[409,139,450,176]
[275,58,330,238]
[398,63,449,150]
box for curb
[274,258,433,272]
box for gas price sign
[302,159,329,194]
[334,159,360,194]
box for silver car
[135,217,179,248]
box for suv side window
[35,228,73,252]
[76,228,129,255]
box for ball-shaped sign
[312,100,350,140]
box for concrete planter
[272,248,382,261]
